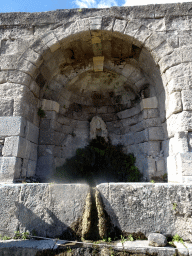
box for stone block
[121,115,139,127]
[145,33,166,51]
[36,155,54,181]
[0,183,89,237]
[148,127,164,141]
[147,158,156,176]
[148,233,167,247]
[38,145,54,157]
[162,140,170,157]
[174,131,189,153]
[13,101,34,124]
[121,64,139,79]
[0,157,22,182]
[89,16,102,30]
[167,155,181,183]
[108,133,122,146]
[188,132,192,152]
[2,136,26,158]
[166,92,182,118]
[22,48,43,67]
[42,32,61,53]
[156,159,165,176]
[97,183,192,239]
[166,78,183,95]
[0,71,8,84]
[29,142,38,161]
[8,70,32,87]
[0,98,14,116]
[144,141,160,157]
[117,104,141,119]
[122,130,149,145]
[177,152,192,176]
[41,99,60,113]
[27,160,37,177]
[43,111,57,120]
[0,116,26,137]
[93,56,104,72]
[142,109,159,119]
[182,90,192,111]
[140,97,158,111]
[167,111,192,138]
[113,19,127,33]
[26,121,39,144]
[0,55,18,70]
[30,81,40,98]
[97,106,108,114]
[130,118,161,133]
[57,116,71,125]
[182,176,192,183]
[77,18,90,32]
[17,58,37,77]
[159,49,182,74]
[39,130,66,146]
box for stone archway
[0,15,191,183]
[32,27,166,182]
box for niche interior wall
[0,4,192,183]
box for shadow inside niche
[52,136,142,187]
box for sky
[0,0,192,13]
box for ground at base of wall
[0,239,192,256]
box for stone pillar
[36,99,60,182]
[0,117,39,182]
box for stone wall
[0,3,192,182]
[0,183,191,242]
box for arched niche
[29,29,166,182]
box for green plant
[13,231,29,240]
[2,236,11,240]
[150,180,155,183]
[121,235,126,244]
[37,107,45,118]
[93,241,100,244]
[172,234,186,248]
[172,203,177,211]
[163,173,167,180]
[108,237,112,243]
[67,247,72,252]
[22,232,29,240]
[172,234,183,243]
[127,234,134,241]
[14,231,21,239]
[53,136,142,186]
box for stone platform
[0,239,191,256]
[0,183,191,242]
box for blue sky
[1,0,192,13]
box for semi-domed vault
[33,30,165,182]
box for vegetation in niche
[53,136,142,186]
[13,231,29,240]
[172,203,177,211]
[168,234,186,248]
[37,107,45,118]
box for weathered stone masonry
[1,3,192,244]
[0,3,192,183]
